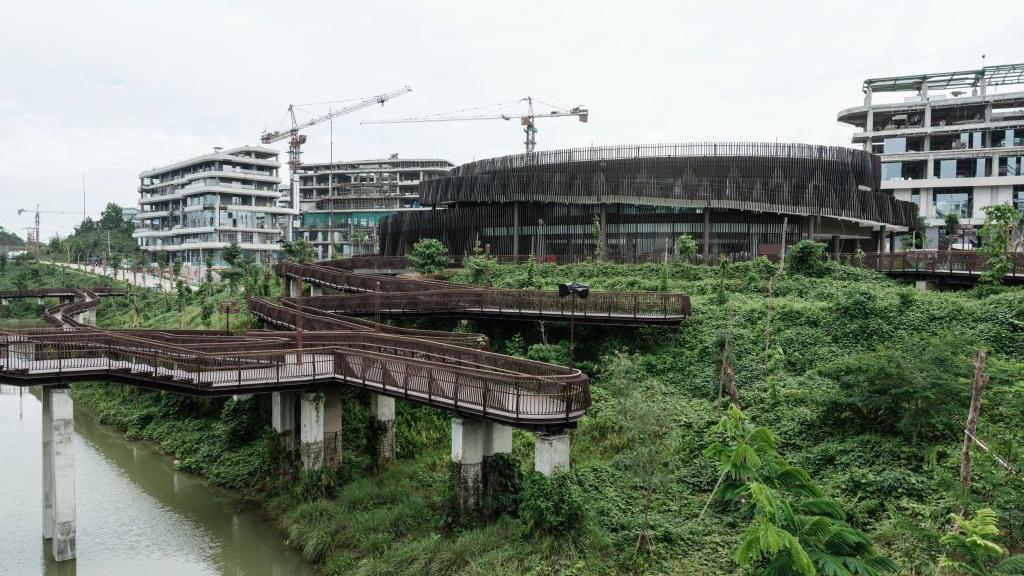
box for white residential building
[133,146,293,268]
[838,62,1024,249]
[295,155,453,260]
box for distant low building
[133,146,293,268]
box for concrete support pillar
[451,416,484,517]
[43,386,76,561]
[271,391,295,450]
[535,432,570,476]
[288,278,302,298]
[323,391,343,468]
[915,280,934,291]
[831,235,841,256]
[232,394,253,401]
[370,394,396,465]
[309,285,323,297]
[299,393,324,470]
[871,230,881,253]
[42,386,53,540]
[889,232,896,253]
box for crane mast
[364,97,588,153]
[261,86,412,238]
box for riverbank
[0,385,317,576]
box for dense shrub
[409,239,451,274]
[518,472,587,535]
[786,240,827,277]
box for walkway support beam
[535,432,570,476]
[300,392,325,470]
[451,416,484,517]
[271,391,295,450]
[43,385,76,562]
[371,394,396,465]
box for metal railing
[0,327,588,425]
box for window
[883,137,907,154]
[910,189,921,206]
[939,159,957,178]
[933,189,972,219]
[882,162,903,181]
[1015,186,1024,212]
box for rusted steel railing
[0,327,588,426]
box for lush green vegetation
[0,226,25,247]
[4,257,1024,574]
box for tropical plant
[409,239,451,274]
[222,242,243,268]
[706,406,897,576]
[939,508,1024,575]
[787,240,827,277]
[282,239,315,264]
[464,238,497,286]
[675,234,698,261]
[977,204,1020,286]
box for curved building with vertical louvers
[379,143,918,260]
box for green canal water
[0,385,318,576]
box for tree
[220,267,243,295]
[0,251,8,273]
[282,239,315,264]
[409,239,451,274]
[222,242,243,268]
[820,337,971,443]
[175,280,191,313]
[99,203,124,230]
[787,240,827,277]
[172,257,183,278]
[939,508,1024,575]
[464,238,497,286]
[350,230,366,256]
[977,204,1020,286]
[592,215,603,260]
[675,234,698,261]
[706,406,897,576]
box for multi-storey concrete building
[838,62,1024,249]
[295,155,452,260]
[133,146,292,269]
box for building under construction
[295,156,453,260]
[378,142,919,260]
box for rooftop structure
[837,62,1024,249]
[295,155,453,260]
[133,146,293,270]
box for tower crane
[363,97,589,153]
[260,86,413,224]
[17,205,87,260]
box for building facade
[295,155,452,260]
[838,62,1024,249]
[133,146,292,268]
[379,143,917,260]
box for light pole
[557,282,590,369]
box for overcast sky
[1,0,1020,239]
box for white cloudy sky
[1,0,1020,239]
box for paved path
[42,262,200,290]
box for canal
[0,385,318,576]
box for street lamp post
[557,283,590,370]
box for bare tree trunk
[960,349,988,513]
[636,475,654,552]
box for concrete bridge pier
[42,385,76,561]
[271,391,295,450]
[323,391,343,468]
[482,422,513,506]
[309,285,323,297]
[288,278,303,299]
[370,394,396,465]
[535,432,570,476]
[299,393,324,470]
[450,416,484,516]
